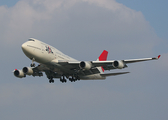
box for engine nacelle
[23,67,34,75]
[14,69,26,78]
[113,60,125,69]
[79,61,92,70]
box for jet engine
[113,60,125,69]
[14,69,26,78]
[23,67,34,75]
[79,61,92,70]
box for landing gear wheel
[49,76,54,83]
[30,63,35,67]
[49,79,54,83]
[69,77,76,82]
[69,75,80,82]
[60,76,67,83]
[60,79,67,83]
[69,78,73,82]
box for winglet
[152,55,161,60]
[158,55,161,59]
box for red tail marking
[99,50,108,72]
[158,55,161,59]
[99,50,108,61]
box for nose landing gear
[30,58,35,67]
[30,63,35,67]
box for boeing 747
[13,38,161,83]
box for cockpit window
[28,39,35,41]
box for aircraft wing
[123,55,161,63]
[92,55,161,70]
[51,55,160,73]
[19,55,160,79]
[51,60,101,75]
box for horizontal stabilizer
[100,72,130,77]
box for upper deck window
[28,39,35,41]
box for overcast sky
[0,0,168,120]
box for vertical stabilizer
[97,50,108,73]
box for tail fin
[97,50,108,73]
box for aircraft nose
[21,42,33,58]
[21,43,27,51]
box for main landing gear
[60,76,67,83]
[69,76,80,82]
[47,75,80,83]
[48,76,54,83]
[60,75,80,83]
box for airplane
[13,38,161,83]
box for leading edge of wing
[100,72,130,77]
[124,55,161,64]
[90,55,160,66]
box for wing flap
[100,72,130,77]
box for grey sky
[0,0,167,120]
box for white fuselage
[22,39,77,64]
[21,38,105,80]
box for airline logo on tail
[98,50,108,72]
